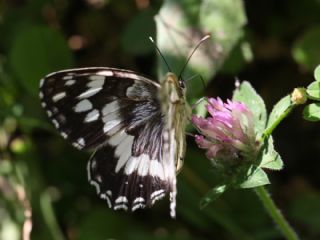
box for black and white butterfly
[39,67,190,218]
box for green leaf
[121,9,156,56]
[9,24,73,95]
[306,81,320,100]
[303,103,320,121]
[292,26,320,70]
[260,137,284,170]
[314,65,320,82]
[155,0,246,97]
[267,95,292,128]
[239,168,270,188]
[200,185,227,209]
[232,81,267,133]
[199,0,247,54]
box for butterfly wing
[39,67,172,212]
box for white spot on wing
[114,204,128,211]
[132,197,146,211]
[133,197,145,204]
[115,135,134,172]
[103,119,121,133]
[102,101,121,116]
[39,78,45,87]
[108,130,126,146]
[151,189,165,200]
[52,92,66,102]
[95,175,102,183]
[52,119,59,128]
[115,72,140,80]
[84,109,100,122]
[124,156,138,175]
[78,87,102,99]
[170,191,176,218]
[137,154,150,176]
[87,158,100,193]
[46,110,52,117]
[100,193,112,208]
[88,76,105,88]
[132,202,146,212]
[74,99,92,112]
[97,70,114,76]
[151,189,166,205]
[115,196,128,204]
[65,79,75,86]
[102,112,120,124]
[72,141,83,149]
[61,132,67,139]
[77,138,85,146]
[126,81,152,99]
[91,159,97,169]
[39,92,43,98]
[89,179,100,194]
[124,154,150,176]
[63,75,73,80]
[150,160,165,180]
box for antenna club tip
[201,35,211,42]
[149,36,155,43]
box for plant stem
[263,104,295,140]
[255,186,299,240]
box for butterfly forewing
[39,67,188,217]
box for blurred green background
[1,0,320,240]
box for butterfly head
[161,72,186,103]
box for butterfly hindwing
[88,112,170,211]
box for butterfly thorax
[159,72,190,169]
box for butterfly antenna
[149,36,172,73]
[178,35,211,81]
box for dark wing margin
[39,67,174,213]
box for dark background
[1,0,320,239]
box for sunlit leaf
[306,81,320,100]
[260,137,283,171]
[232,81,267,133]
[267,95,292,128]
[314,65,320,82]
[200,185,227,209]
[239,168,270,189]
[303,103,320,121]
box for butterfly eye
[179,79,186,89]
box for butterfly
[39,67,190,218]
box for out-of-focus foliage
[155,0,247,97]
[1,0,320,240]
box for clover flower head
[192,98,259,163]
